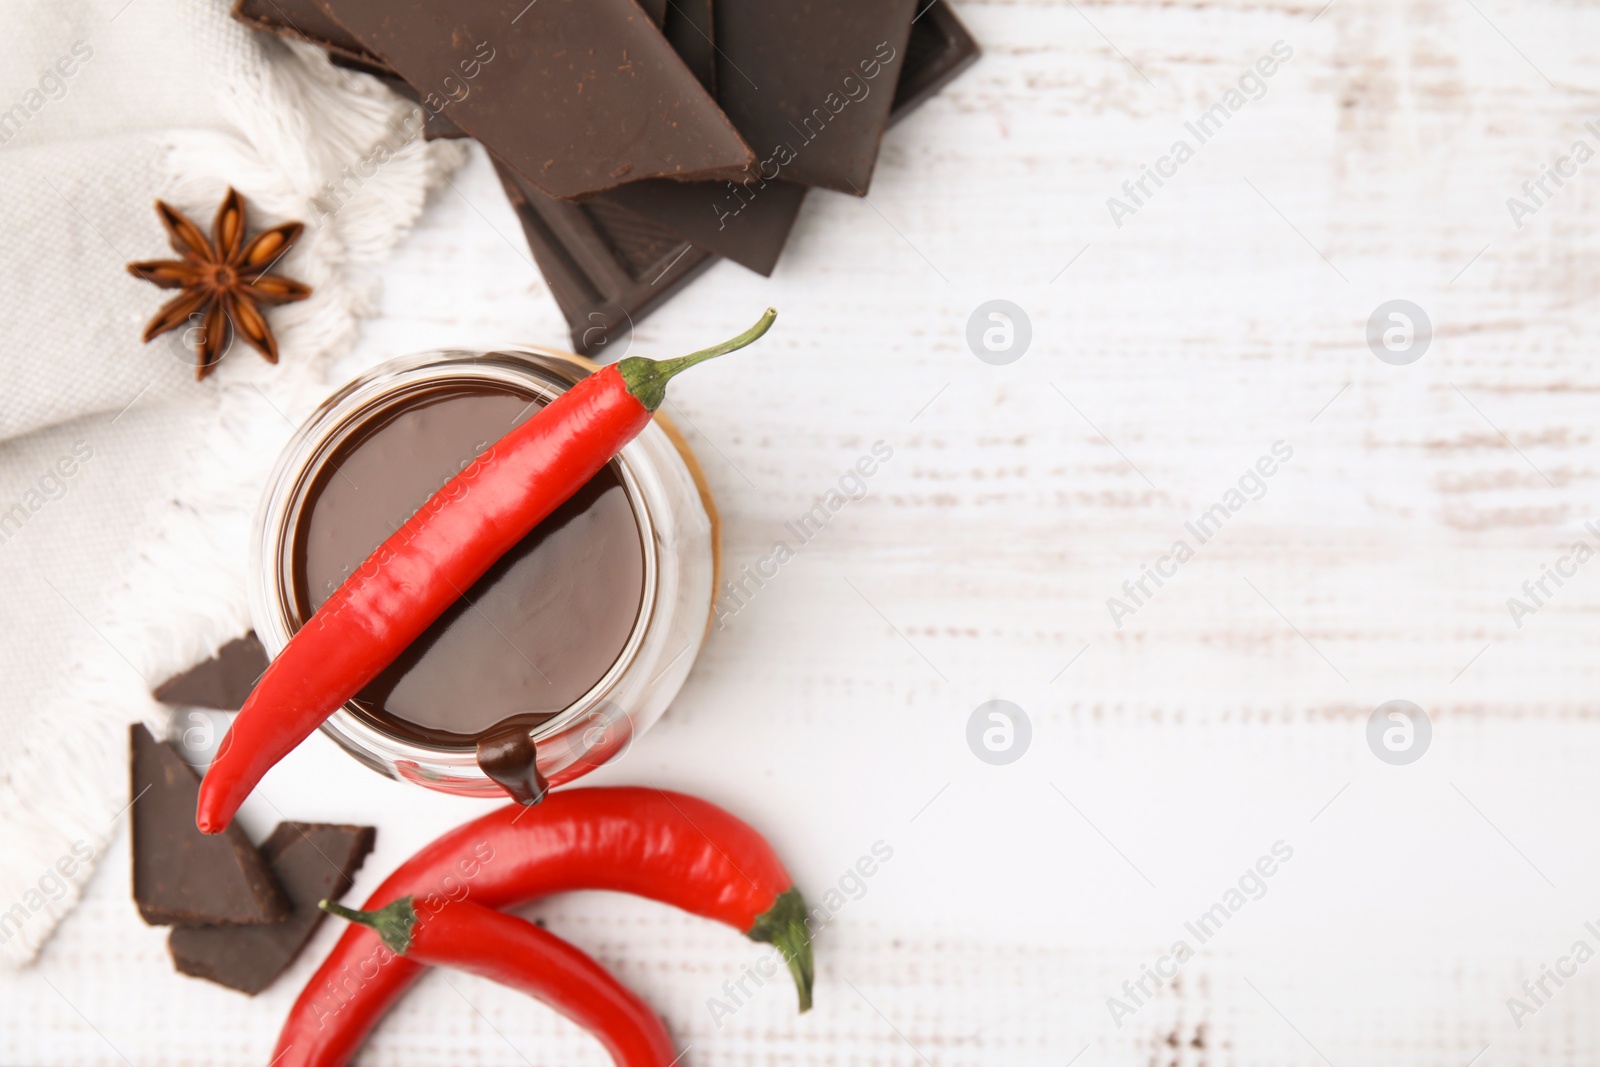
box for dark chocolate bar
[152,633,269,711]
[314,0,753,199]
[496,163,716,357]
[635,0,668,28]
[712,0,920,195]
[235,0,973,276]
[131,724,289,927]
[595,176,806,278]
[890,2,982,127]
[233,0,379,67]
[236,0,670,63]
[239,0,977,343]
[589,2,978,276]
[661,0,715,95]
[497,1,980,351]
[570,0,810,277]
[570,0,929,224]
[231,2,470,138]
[236,0,979,139]
[169,822,376,995]
[236,0,803,274]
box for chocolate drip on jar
[475,721,549,806]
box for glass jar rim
[248,346,662,764]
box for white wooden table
[11,0,1600,1062]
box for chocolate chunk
[495,2,979,349]
[152,633,269,711]
[277,0,974,343]
[130,724,289,927]
[524,0,809,276]
[314,0,753,199]
[238,0,967,275]
[635,0,668,28]
[588,0,977,275]
[235,0,799,273]
[231,0,469,138]
[582,0,800,276]
[662,0,716,94]
[889,2,982,127]
[712,0,920,195]
[595,176,806,277]
[231,0,976,322]
[235,0,668,79]
[169,822,376,995]
[497,162,717,356]
[232,0,381,67]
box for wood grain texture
[9,0,1600,1063]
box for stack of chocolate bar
[232,0,979,354]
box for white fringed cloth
[0,0,465,965]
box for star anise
[127,188,312,380]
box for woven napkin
[0,0,465,966]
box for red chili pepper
[320,896,675,1067]
[196,310,777,834]
[272,787,811,1067]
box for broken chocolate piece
[152,633,269,711]
[595,177,806,278]
[130,724,289,926]
[237,0,800,273]
[241,0,968,276]
[494,3,980,349]
[889,2,982,128]
[662,0,716,95]
[713,0,920,195]
[588,0,811,276]
[314,0,753,199]
[232,0,470,138]
[496,162,717,356]
[169,822,376,994]
[585,0,805,276]
[233,0,381,68]
[589,0,979,275]
[573,0,794,276]
[635,0,668,28]
[236,0,670,72]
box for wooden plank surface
[10,0,1600,1063]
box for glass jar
[249,347,716,797]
